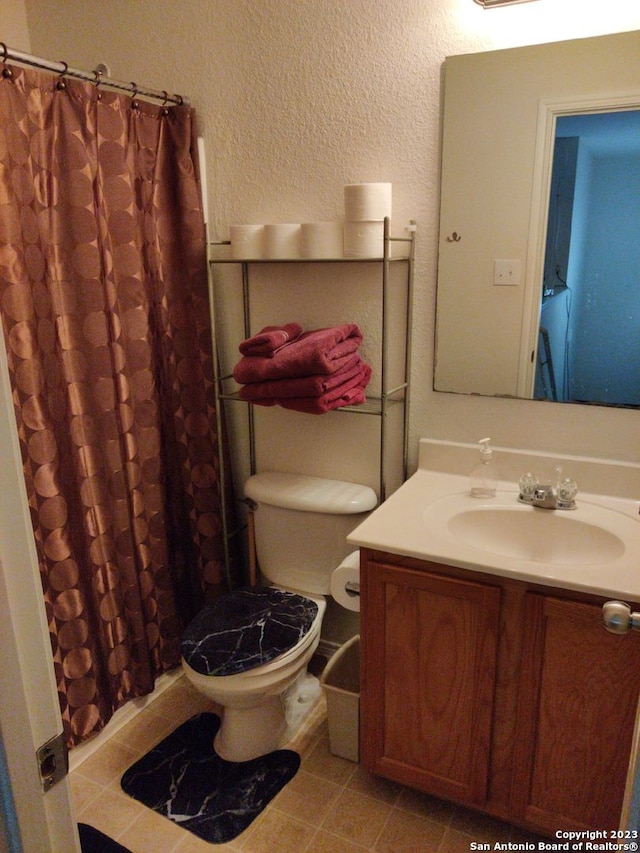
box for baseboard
[317,638,342,660]
[68,668,184,771]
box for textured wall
[15,0,640,468]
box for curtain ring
[56,61,68,90]
[93,67,103,99]
[1,43,13,79]
[130,81,139,110]
[161,90,170,116]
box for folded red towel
[248,364,372,414]
[233,324,363,383]
[238,323,303,357]
[238,355,363,401]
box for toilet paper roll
[343,220,385,259]
[344,182,392,222]
[263,223,302,259]
[300,221,344,259]
[330,551,361,612]
[230,224,264,259]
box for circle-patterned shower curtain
[0,63,231,747]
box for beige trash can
[320,634,360,762]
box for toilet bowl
[182,590,326,761]
[181,472,377,762]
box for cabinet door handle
[602,600,640,634]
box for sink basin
[448,506,624,564]
[423,494,637,566]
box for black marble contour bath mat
[79,823,132,853]
[120,713,300,844]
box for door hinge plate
[37,732,68,791]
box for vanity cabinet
[360,549,640,836]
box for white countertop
[347,446,640,601]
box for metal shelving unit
[207,217,415,577]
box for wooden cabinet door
[513,594,640,832]
[360,558,501,806]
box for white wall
[0,0,30,47]
[10,0,640,479]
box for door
[0,328,80,851]
[602,600,640,833]
[360,557,501,806]
[513,594,640,833]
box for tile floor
[70,674,542,853]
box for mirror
[434,31,640,408]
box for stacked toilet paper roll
[263,223,302,259]
[230,224,264,259]
[343,182,392,259]
[300,221,344,259]
[330,550,361,612]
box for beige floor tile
[270,769,342,826]
[302,735,357,786]
[117,806,186,853]
[321,789,392,849]
[76,739,140,788]
[304,828,370,852]
[76,787,143,840]
[396,787,455,825]
[437,827,481,852]
[69,771,103,813]
[347,764,403,805]
[173,829,244,852]
[374,808,446,853]
[112,707,176,754]
[450,805,513,843]
[149,676,219,722]
[240,808,316,853]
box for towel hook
[446,232,462,243]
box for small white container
[320,634,360,762]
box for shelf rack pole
[241,262,257,476]
[403,222,416,482]
[206,228,234,590]
[379,217,391,503]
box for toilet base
[214,696,287,762]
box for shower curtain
[0,64,232,747]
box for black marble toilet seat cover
[181,586,319,676]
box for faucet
[518,470,578,510]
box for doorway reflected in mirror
[534,110,640,407]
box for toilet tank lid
[245,472,377,514]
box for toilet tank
[244,472,377,595]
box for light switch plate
[494,259,521,285]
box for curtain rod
[0,42,189,106]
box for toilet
[181,471,377,762]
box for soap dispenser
[470,438,497,498]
